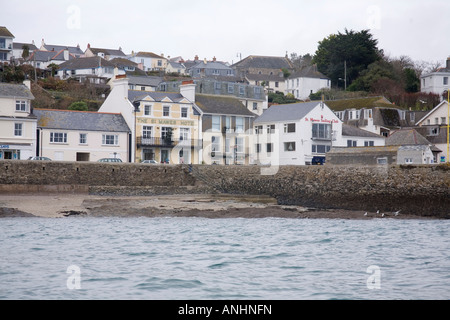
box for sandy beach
[0,193,436,219]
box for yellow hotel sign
[137,118,195,126]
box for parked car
[28,156,52,161]
[97,158,123,163]
[141,160,158,164]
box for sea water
[0,217,449,300]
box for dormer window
[15,100,28,112]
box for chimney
[23,79,31,90]
[87,43,91,49]
[213,56,216,62]
[180,80,196,103]
[203,58,207,64]
[63,48,69,61]
[447,57,450,69]
[194,55,199,61]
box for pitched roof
[58,56,115,70]
[0,26,14,38]
[342,124,384,138]
[88,47,126,57]
[42,44,83,56]
[386,129,432,146]
[13,42,38,51]
[194,94,255,117]
[289,65,329,80]
[127,75,162,87]
[134,52,165,59]
[28,49,75,62]
[254,101,320,123]
[232,55,293,70]
[128,90,187,103]
[110,58,138,67]
[326,96,393,111]
[0,83,34,100]
[34,109,130,132]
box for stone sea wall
[0,160,449,217]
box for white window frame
[102,134,119,146]
[15,100,28,112]
[212,115,221,132]
[181,107,188,118]
[144,105,152,116]
[50,132,67,143]
[163,105,170,117]
[14,123,23,136]
[79,133,87,145]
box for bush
[68,101,88,111]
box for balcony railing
[137,137,203,148]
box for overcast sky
[2,0,449,65]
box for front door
[161,149,170,163]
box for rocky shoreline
[0,193,439,219]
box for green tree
[48,63,60,77]
[313,29,381,89]
[21,44,30,60]
[68,101,88,111]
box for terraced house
[0,81,37,160]
[34,109,131,162]
[100,76,202,164]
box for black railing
[137,137,203,148]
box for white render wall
[253,103,342,165]
[421,72,450,96]
[286,77,331,100]
[38,129,129,162]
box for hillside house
[0,26,14,62]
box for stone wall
[1,160,449,217]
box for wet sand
[0,193,434,219]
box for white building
[128,52,168,72]
[420,57,450,97]
[0,81,37,160]
[285,65,331,100]
[33,109,131,162]
[253,101,342,166]
[415,100,450,163]
[0,26,14,62]
[336,123,385,148]
[57,56,124,83]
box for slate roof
[326,96,393,111]
[128,90,187,103]
[88,47,126,57]
[289,65,329,80]
[28,50,75,63]
[232,55,293,70]
[386,129,432,146]
[58,56,115,70]
[13,42,38,51]
[42,44,84,56]
[34,109,130,132]
[254,101,320,123]
[195,94,255,117]
[134,52,165,59]
[0,83,34,100]
[0,26,14,38]
[127,75,162,87]
[342,124,384,138]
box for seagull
[394,210,401,216]
[376,210,380,215]
[364,212,368,216]
[381,213,385,217]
